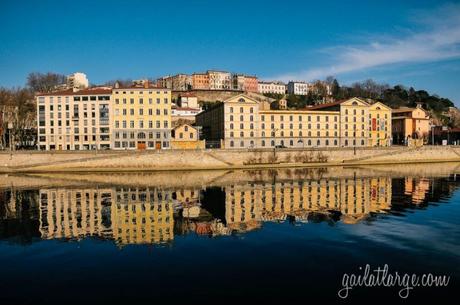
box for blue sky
[1,0,460,104]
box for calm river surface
[0,164,459,304]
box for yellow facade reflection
[111,187,174,246]
[34,173,436,243]
[225,177,393,228]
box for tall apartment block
[112,83,172,150]
[36,88,111,151]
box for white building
[36,87,111,151]
[67,72,89,89]
[208,70,231,90]
[178,93,199,108]
[258,81,286,94]
[287,81,311,95]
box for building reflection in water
[1,172,458,246]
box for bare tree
[0,87,36,149]
[27,72,66,93]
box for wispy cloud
[272,3,460,82]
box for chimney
[144,80,149,89]
[114,81,120,89]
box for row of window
[261,114,339,122]
[39,119,107,127]
[229,139,366,148]
[39,135,109,142]
[229,131,340,138]
[113,91,169,95]
[114,120,169,129]
[114,131,168,140]
[113,141,169,148]
[114,97,169,105]
[39,127,109,135]
[114,108,168,116]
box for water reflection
[1,168,459,246]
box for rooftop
[36,87,112,96]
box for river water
[0,164,459,304]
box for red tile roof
[304,100,346,110]
[36,87,112,96]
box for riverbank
[1,146,460,173]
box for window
[230,140,234,147]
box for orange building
[243,75,258,92]
[392,104,430,145]
[192,73,210,90]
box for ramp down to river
[1,146,460,173]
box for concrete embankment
[1,146,460,173]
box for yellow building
[196,95,392,149]
[368,102,392,147]
[171,124,205,149]
[112,82,172,150]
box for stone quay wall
[1,146,460,173]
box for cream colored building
[112,82,172,150]
[208,70,232,90]
[196,95,389,149]
[36,87,111,150]
[258,81,286,95]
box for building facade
[287,81,311,95]
[36,88,111,151]
[208,70,232,90]
[196,95,392,149]
[368,102,392,146]
[392,104,430,144]
[191,73,210,90]
[258,81,286,95]
[171,124,205,149]
[112,83,172,150]
[233,74,258,92]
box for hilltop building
[67,72,89,89]
[258,81,286,95]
